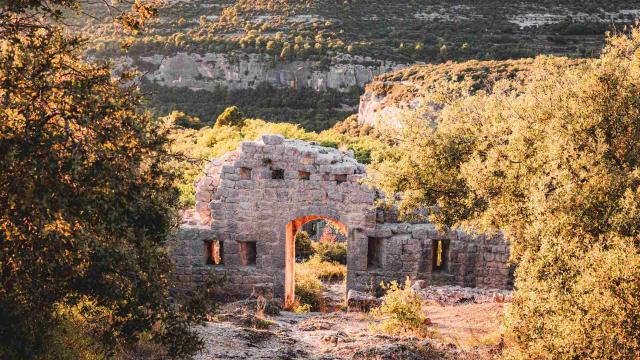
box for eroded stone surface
[194,300,505,360]
[142,52,405,93]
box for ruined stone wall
[349,223,513,293]
[171,135,513,302]
[184,134,377,298]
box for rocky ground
[194,286,508,360]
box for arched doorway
[284,215,347,308]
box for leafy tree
[0,1,207,358]
[295,231,314,260]
[214,106,245,128]
[371,29,640,359]
[165,110,204,129]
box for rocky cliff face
[357,88,422,129]
[140,52,405,93]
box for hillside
[77,0,640,130]
[358,56,587,127]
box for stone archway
[284,215,347,307]
[171,134,514,304]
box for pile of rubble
[346,282,512,311]
[410,282,512,305]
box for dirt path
[195,301,506,359]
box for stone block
[347,290,381,312]
[262,134,285,145]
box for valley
[80,0,640,130]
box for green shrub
[371,26,640,359]
[370,278,430,337]
[295,231,315,260]
[164,110,204,129]
[214,106,245,128]
[294,270,323,312]
[314,242,347,265]
[0,13,207,358]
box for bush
[370,278,430,337]
[214,106,245,128]
[295,231,314,260]
[314,242,347,265]
[298,254,347,282]
[371,26,640,359]
[294,270,323,312]
[0,16,207,358]
[164,110,204,129]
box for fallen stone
[320,331,351,345]
[410,280,428,291]
[262,134,284,145]
[347,290,381,312]
[415,285,513,305]
[352,342,447,360]
[298,318,334,331]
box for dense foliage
[145,81,360,132]
[0,1,208,358]
[371,28,640,358]
[90,0,636,63]
[214,106,245,128]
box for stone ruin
[170,135,513,306]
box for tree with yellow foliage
[0,1,208,358]
[372,28,640,359]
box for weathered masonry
[170,135,513,305]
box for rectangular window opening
[298,171,310,180]
[240,167,252,180]
[367,237,383,270]
[239,241,257,266]
[335,174,347,184]
[205,240,224,266]
[432,239,449,272]
[271,169,284,180]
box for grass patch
[297,254,347,282]
[313,241,347,265]
[292,254,348,311]
[294,267,324,312]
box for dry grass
[426,302,506,349]
[297,254,347,282]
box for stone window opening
[205,240,224,266]
[335,174,347,184]
[240,167,252,180]
[432,239,449,272]
[298,171,310,180]
[238,241,257,266]
[367,237,383,270]
[271,168,284,180]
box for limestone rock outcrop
[141,52,405,93]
